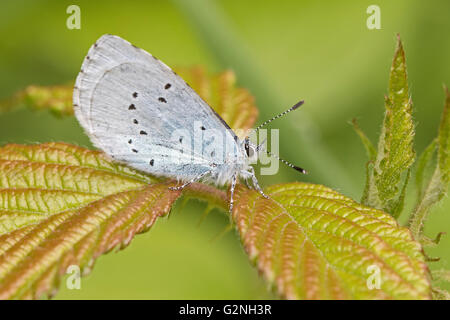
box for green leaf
[389,168,411,218]
[232,183,431,300]
[409,86,450,239]
[351,119,377,161]
[364,35,415,216]
[0,85,74,117]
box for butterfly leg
[229,173,237,213]
[243,175,253,189]
[168,169,212,191]
[239,170,257,191]
[247,167,269,199]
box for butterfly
[73,34,305,212]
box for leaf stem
[408,166,442,239]
[183,182,228,211]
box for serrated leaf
[351,119,377,161]
[0,142,183,299]
[390,168,411,219]
[409,87,450,238]
[232,182,431,300]
[365,35,415,216]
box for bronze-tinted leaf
[0,143,181,299]
[232,182,431,300]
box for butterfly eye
[245,142,254,158]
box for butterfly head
[243,136,264,163]
[239,98,308,175]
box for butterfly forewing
[74,35,241,180]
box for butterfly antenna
[254,100,304,132]
[266,150,307,174]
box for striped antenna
[266,150,307,174]
[254,100,304,132]
[250,99,306,174]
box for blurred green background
[0,0,449,299]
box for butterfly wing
[74,34,241,181]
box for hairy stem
[408,167,441,239]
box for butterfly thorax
[208,138,257,186]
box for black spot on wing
[165,83,171,89]
[158,97,167,103]
[129,104,136,110]
[132,92,138,98]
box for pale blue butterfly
[73,35,305,211]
